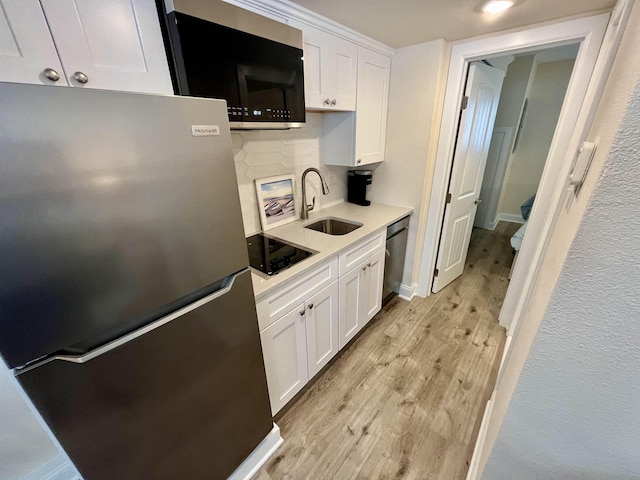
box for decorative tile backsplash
[233,113,349,235]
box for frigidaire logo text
[191,125,220,137]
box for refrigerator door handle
[50,271,243,365]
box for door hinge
[461,96,469,110]
[445,193,452,204]
[434,268,439,277]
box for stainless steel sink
[304,217,362,235]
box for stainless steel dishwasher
[383,216,410,305]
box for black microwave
[163,5,306,130]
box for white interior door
[433,62,505,292]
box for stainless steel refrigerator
[0,83,273,479]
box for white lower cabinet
[305,281,339,378]
[260,302,309,414]
[258,235,386,414]
[338,247,385,349]
[260,280,339,414]
[363,248,385,323]
[338,261,364,349]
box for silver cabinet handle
[474,198,482,205]
[299,308,305,316]
[367,263,372,267]
[308,303,314,310]
[323,98,331,105]
[357,159,362,165]
[73,71,89,84]
[331,99,337,106]
[362,266,367,271]
[43,68,60,82]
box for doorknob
[474,198,482,205]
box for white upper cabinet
[0,0,172,94]
[355,47,391,166]
[0,0,67,86]
[322,46,391,167]
[292,21,357,111]
[39,0,172,94]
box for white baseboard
[398,283,417,301]
[227,423,283,480]
[466,390,496,480]
[499,335,513,378]
[495,212,525,225]
[22,454,78,480]
[27,424,282,480]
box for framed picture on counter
[255,174,297,231]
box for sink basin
[304,217,362,235]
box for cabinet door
[363,248,385,323]
[338,262,365,349]
[297,22,331,109]
[40,0,172,94]
[0,0,67,86]
[331,37,358,111]
[260,304,308,414]
[305,281,339,378]
[355,47,391,165]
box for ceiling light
[481,0,515,14]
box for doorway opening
[432,44,579,302]
[417,14,608,339]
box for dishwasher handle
[386,216,410,239]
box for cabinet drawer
[339,231,385,276]
[257,257,338,331]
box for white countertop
[251,202,413,299]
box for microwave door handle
[50,273,240,365]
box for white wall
[233,113,349,235]
[476,55,535,228]
[480,2,640,476]
[494,56,536,131]
[498,59,575,217]
[368,39,446,290]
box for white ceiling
[285,0,616,48]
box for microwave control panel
[227,106,292,120]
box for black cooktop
[246,233,314,276]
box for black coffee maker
[347,170,372,206]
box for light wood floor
[253,222,520,480]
